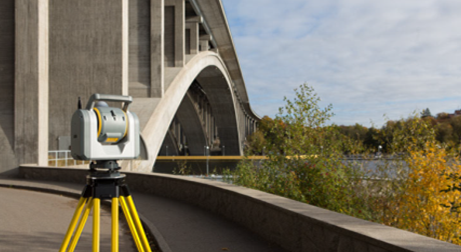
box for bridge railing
[48,150,87,167]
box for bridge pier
[165,0,185,68]
[186,16,201,55]
[15,0,49,167]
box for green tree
[337,124,368,142]
[230,84,365,215]
[377,116,436,154]
[421,108,432,118]
[363,127,380,151]
[245,130,266,155]
[436,123,454,145]
[449,115,461,136]
[437,112,450,122]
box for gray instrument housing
[71,94,140,160]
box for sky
[221,0,461,127]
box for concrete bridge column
[208,106,212,143]
[15,0,49,166]
[48,0,127,150]
[245,116,248,137]
[199,34,211,52]
[244,116,247,137]
[246,116,250,138]
[212,117,216,141]
[165,0,185,67]
[210,110,214,142]
[206,102,211,143]
[239,107,246,142]
[174,91,208,156]
[122,0,129,95]
[186,16,201,55]
[243,115,246,138]
[248,117,252,137]
[129,0,165,98]
[151,0,165,97]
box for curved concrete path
[0,178,286,252]
[0,187,136,251]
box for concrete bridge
[0,0,259,175]
[2,1,461,251]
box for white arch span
[129,51,242,173]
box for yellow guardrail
[155,155,320,161]
[156,156,268,161]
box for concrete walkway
[0,187,136,252]
[0,178,286,252]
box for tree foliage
[230,84,461,245]
[375,118,461,244]
[421,108,432,118]
[230,84,365,215]
[393,143,461,244]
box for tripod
[59,161,152,252]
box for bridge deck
[0,178,286,252]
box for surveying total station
[59,94,152,252]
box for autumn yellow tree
[359,116,461,244]
[387,141,461,244]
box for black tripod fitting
[90,160,121,171]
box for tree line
[246,109,461,156]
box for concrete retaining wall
[19,166,461,252]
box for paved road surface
[0,179,287,252]
[0,187,136,252]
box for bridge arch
[132,51,241,173]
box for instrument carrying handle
[85,93,133,111]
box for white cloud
[222,0,461,127]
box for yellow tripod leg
[59,197,87,252]
[120,196,144,252]
[67,198,94,252]
[126,196,152,252]
[112,198,119,252]
[93,198,101,252]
